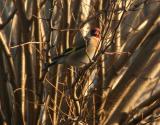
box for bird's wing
[52,48,74,61]
[50,31,88,66]
[52,44,86,61]
[63,47,74,55]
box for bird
[48,28,101,67]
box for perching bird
[48,28,101,67]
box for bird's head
[90,28,101,38]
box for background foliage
[0,0,160,125]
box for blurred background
[0,0,160,125]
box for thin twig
[10,41,46,48]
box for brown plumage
[49,28,101,67]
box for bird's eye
[90,28,100,37]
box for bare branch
[128,99,160,125]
